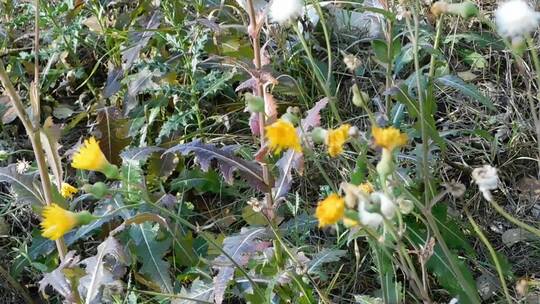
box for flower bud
[352,84,369,108]
[310,127,328,144]
[83,182,109,199]
[0,150,8,161]
[397,198,414,214]
[281,112,300,125]
[75,210,98,226]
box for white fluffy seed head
[495,0,540,38]
[269,0,304,26]
[472,165,499,201]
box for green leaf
[196,69,236,101]
[129,222,173,293]
[307,249,347,278]
[157,112,195,142]
[0,165,43,206]
[436,75,495,110]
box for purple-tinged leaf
[213,266,234,304]
[120,146,164,163]
[165,140,269,192]
[39,251,80,303]
[249,112,261,136]
[121,12,161,70]
[212,227,273,304]
[236,77,257,93]
[264,90,277,122]
[95,106,131,165]
[301,98,329,131]
[273,150,303,200]
[103,65,123,98]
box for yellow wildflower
[41,204,78,240]
[60,183,78,199]
[372,126,408,152]
[358,182,374,194]
[265,119,302,154]
[326,124,351,157]
[41,204,96,240]
[71,137,109,171]
[315,193,345,227]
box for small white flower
[495,0,540,38]
[448,298,459,304]
[269,0,304,26]
[16,159,31,174]
[472,165,499,201]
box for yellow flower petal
[265,119,302,154]
[71,137,110,171]
[358,182,374,194]
[315,193,345,227]
[40,204,78,240]
[60,182,78,199]
[372,126,408,151]
[326,124,350,157]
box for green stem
[465,210,512,304]
[489,199,540,237]
[292,24,342,123]
[406,11,433,207]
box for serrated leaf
[173,279,214,304]
[196,70,236,101]
[79,236,129,304]
[129,222,173,293]
[301,98,328,131]
[121,146,164,163]
[274,150,303,200]
[165,140,269,192]
[212,227,272,304]
[124,67,161,114]
[307,249,347,275]
[121,12,161,70]
[436,75,495,110]
[157,112,195,142]
[39,251,81,303]
[104,65,123,98]
[0,165,43,206]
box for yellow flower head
[326,124,351,157]
[265,119,302,154]
[358,182,374,194]
[71,137,110,171]
[60,183,78,199]
[41,204,78,240]
[315,193,345,227]
[372,126,408,151]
